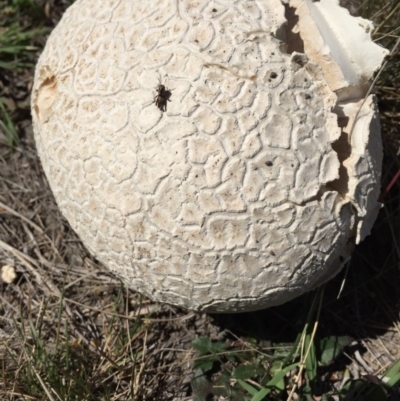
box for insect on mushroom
[153,78,172,112]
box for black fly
[153,78,172,112]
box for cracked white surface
[32,0,386,312]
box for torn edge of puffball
[283,0,389,243]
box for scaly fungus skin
[31,0,387,312]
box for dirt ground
[0,1,399,400]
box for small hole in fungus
[305,94,311,100]
[270,251,276,256]
[265,161,273,167]
[270,72,278,79]
[212,8,217,12]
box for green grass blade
[383,358,400,387]
[237,379,258,396]
[0,97,19,147]
[249,362,299,401]
[304,329,317,384]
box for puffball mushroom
[31,0,388,312]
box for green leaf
[192,337,228,372]
[270,360,284,376]
[265,362,298,388]
[192,336,228,356]
[193,359,214,372]
[249,362,299,401]
[318,336,353,365]
[382,358,400,387]
[232,363,263,380]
